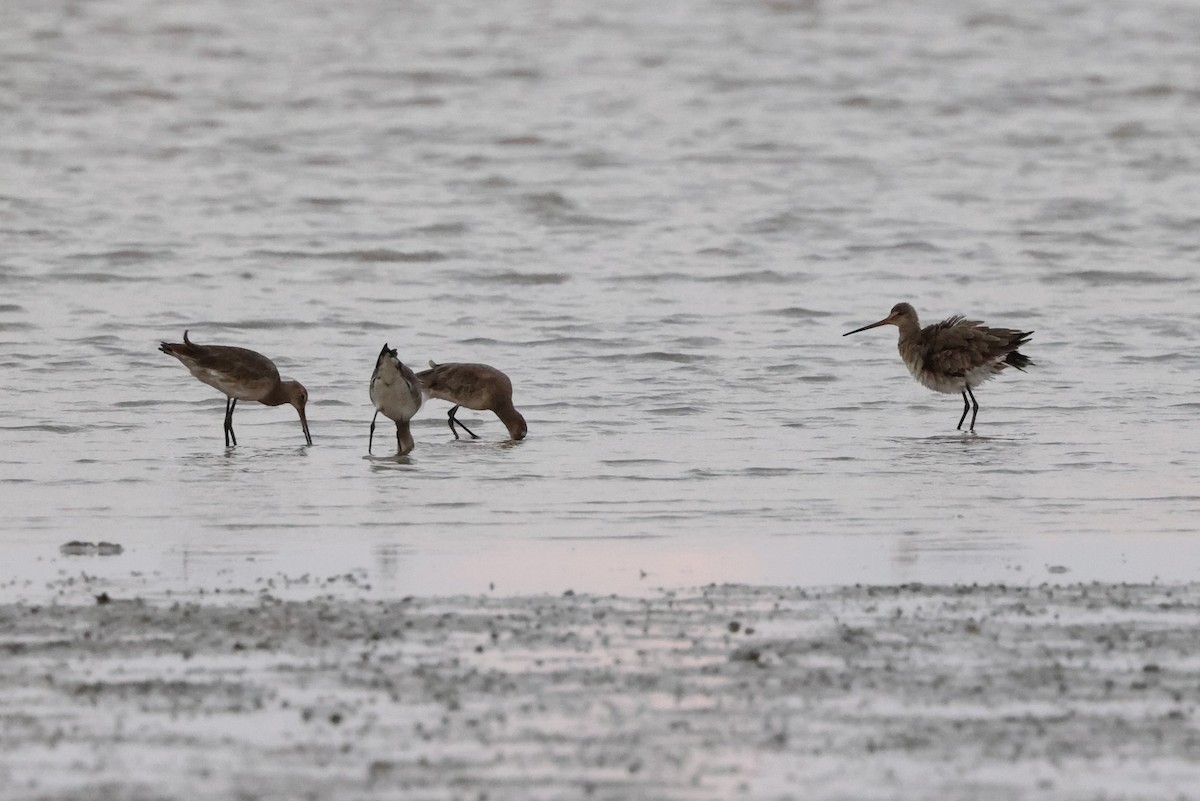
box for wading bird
[843,303,1033,431]
[416,361,527,441]
[369,344,423,455]
[159,331,311,446]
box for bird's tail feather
[1005,350,1033,371]
[1003,330,1034,371]
[159,329,196,357]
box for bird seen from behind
[369,344,424,455]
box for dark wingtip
[1005,350,1033,371]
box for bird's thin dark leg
[228,398,237,448]
[966,386,980,431]
[368,410,378,454]
[956,392,970,431]
[224,398,237,448]
[448,406,479,440]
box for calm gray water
[2,0,1199,599]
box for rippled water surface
[2,0,1199,599]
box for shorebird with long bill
[843,303,1033,431]
[159,331,312,446]
[416,361,527,441]
[369,344,423,455]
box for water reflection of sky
[2,0,1199,602]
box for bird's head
[844,302,918,336]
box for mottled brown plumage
[844,303,1033,431]
[416,361,527,441]
[159,331,312,446]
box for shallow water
[2,0,1199,600]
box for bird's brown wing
[181,344,280,385]
[921,318,1019,376]
[417,362,509,406]
[417,363,478,395]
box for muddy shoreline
[2,582,1198,800]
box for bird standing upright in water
[159,331,311,447]
[416,361,527,441]
[369,344,423,455]
[843,303,1033,431]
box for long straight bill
[843,317,892,336]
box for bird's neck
[496,402,527,440]
[260,383,292,407]
[895,317,921,343]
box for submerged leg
[395,420,415,456]
[224,397,238,447]
[447,405,479,440]
[368,409,378,454]
[966,386,980,431]
[956,392,970,431]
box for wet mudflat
[2,580,1198,801]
